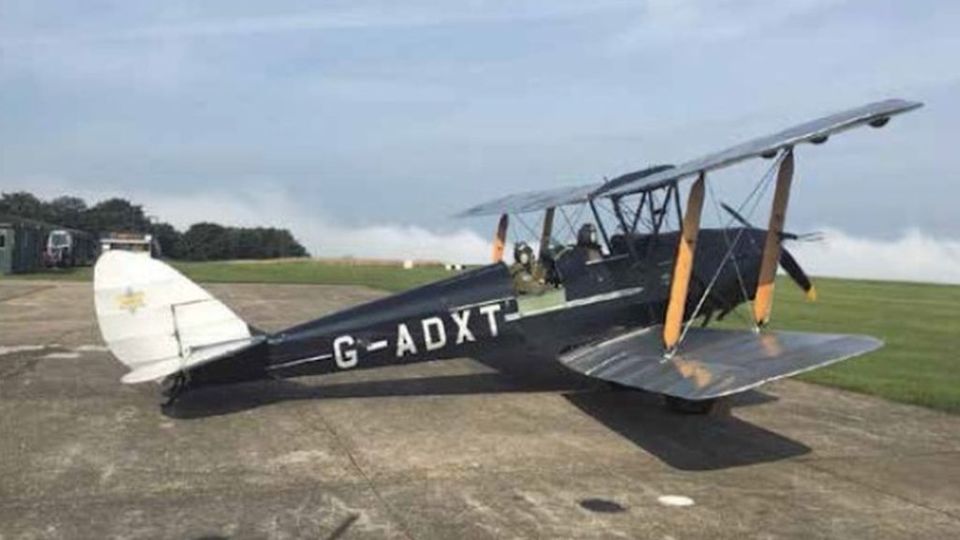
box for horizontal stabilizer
[560,325,882,400]
[119,336,265,384]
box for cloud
[13,177,492,263]
[2,1,958,276]
[790,228,960,284]
[165,191,960,282]
[1,2,633,44]
[609,0,845,51]
[9,175,960,281]
[144,188,493,263]
[0,37,192,90]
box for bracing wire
[596,200,622,231]
[571,203,587,232]
[707,180,751,317]
[674,152,786,348]
[558,205,580,241]
[513,213,541,242]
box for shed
[0,215,49,275]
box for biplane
[94,99,922,411]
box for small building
[0,215,47,275]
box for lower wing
[559,325,881,400]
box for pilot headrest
[577,224,598,246]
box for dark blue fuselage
[187,228,767,387]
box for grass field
[721,278,960,414]
[3,259,453,293]
[5,259,959,413]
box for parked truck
[44,229,98,268]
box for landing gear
[160,373,188,407]
[603,380,632,392]
[597,380,730,415]
[663,395,730,415]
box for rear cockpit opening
[510,240,567,314]
[510,223,619,314]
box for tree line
[0,191,308,261]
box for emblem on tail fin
[95,250,255,384]
[115,288,145,314]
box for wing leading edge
[596,98,922,198]
[456,182,601,218]
[455,164,673,218]
[559,325,882,400]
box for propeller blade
[779,247,817,301]
[720,202,754,229]
[722,200,816,302]
[721,202,800,240]
[796,231,825,243]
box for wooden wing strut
[492,214,509,263]
[538,207,555,258]
[753,149,795,326]
[663,174,706,351]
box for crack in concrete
[0,284,54,303]
[306,410,417,540]
[800,457,960,523]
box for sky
[2,0,959,282]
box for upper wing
[456,99,922,217]
[596,98,922,198]
[455,164,673,217]
[456,182,601,217]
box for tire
[664,395,730,415]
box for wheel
[601,380,631,392]
[664,395,730,415]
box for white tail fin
[94,251,259,384]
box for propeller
[720,203,817,301]
[721,202,824,243]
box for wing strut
[753,149,795,326]
[663,173,706,352]
[492,214,509,263]
[538,207,555,258]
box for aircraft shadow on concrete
[164,350,807,471]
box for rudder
[94,251,261,384]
